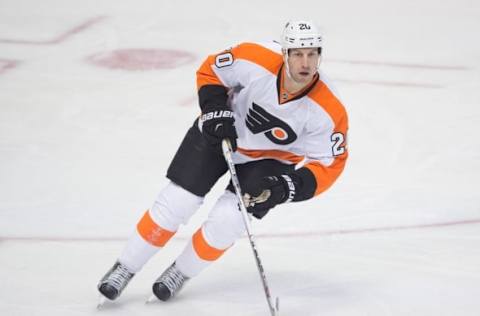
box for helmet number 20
[331,132,346,156]
[299,23,311,30]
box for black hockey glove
[200,107,238,152]
[243,174,297,219]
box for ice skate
[150,262,189,301]
[97,261,135,306]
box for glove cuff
[281,174,296,203]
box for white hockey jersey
[197,41,348,197]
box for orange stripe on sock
[137,210,175,247]
[192,228,227,261]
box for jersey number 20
[331,132,346,156]
[215,52,234,68]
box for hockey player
[97,20,348,303]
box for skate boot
[152,262,189,301]
[97,261,135,301]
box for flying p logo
[246,103,297,145]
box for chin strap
[282,50,293,80]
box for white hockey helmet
[281,20,323,53]
[281,20,323,80]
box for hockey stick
[222,139,280,316]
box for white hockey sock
[118,230,161,273]
[118,182,204,273]
[175,191,245,277]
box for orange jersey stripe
[239,146,348,196]
[309,80,348,128]
[196,42,283,90]
[237,147,304,164]
[305,152,348,196]
[192,228,227,261]
[307,80,349,196]
[137,210,175,247]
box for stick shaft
[221,139,278,316]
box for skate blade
[97,295,107,309]
[145,294,158,304]
[275,296,280,315]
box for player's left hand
[243,175,296,219]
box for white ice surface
[1,0,480,315]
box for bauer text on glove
[200,107,238,152]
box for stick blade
[96,295,107,310]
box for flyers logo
[246,103,297,145]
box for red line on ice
[0,16,106,45]
[328,59,469,71]
[1,218,479,243]
[334,78,444,89]
[0,58,19,74]
[258,218,480,239]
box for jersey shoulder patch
[231,41,283,75]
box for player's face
[286,48,320,84]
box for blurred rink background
[0,0,479,315]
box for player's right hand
[200,107,238,152]
[243,175,296,219]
